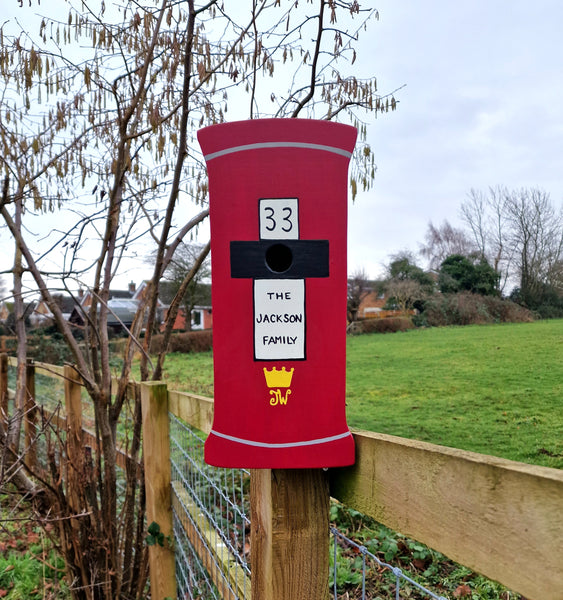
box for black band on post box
[230,240,329,279]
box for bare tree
[461,186,514,292]
[552,259,563,292]
[461,186,563,304]
[384,277,424,315]
[0,1,394,597]
[419,219,477,271]
[384,252,434,315]
[504,187,563,307]
[347,268,371,322]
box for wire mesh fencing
[9,361,451,600]
[170,413,251,600]
[331,528,448,600]
[168,411,451,600]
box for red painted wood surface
[198,119,356,468]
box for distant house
[30,294,80,327]
[105,298,140,329]
[77,280,139,310]
[357,290,410,319]
[357,290,387,319]
[161,305,212,331]
[191,305,213,330]
[158,281,212,331]
[70,281,165,331]
[190,283,212,330]
[24,281,211,333]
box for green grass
[345,320,563,469]
[22,321,560,600]
[159,350,214,397]
[161,320,563,469]
[0,549,68,599]
[0,491,70,599]
[127,321,563,599]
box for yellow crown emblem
[263,367,294,388]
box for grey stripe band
[209,429,352,449]
[204,141,353,162]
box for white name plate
[254,279,305,360]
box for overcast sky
[1,1,562,292]
[348,0,563,280]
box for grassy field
[162,319,563,469]
[346,319,563,469]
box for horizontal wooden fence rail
[329,431,563,600]
[3,356,562,600]
[6,357,136,473]
[168,389,214,435]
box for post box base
[204,429,356,469]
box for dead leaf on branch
[197,61,206,81]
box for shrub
[26,331,75,364]
[534,303,563,319]
[109,338,128,355]
[438,254,499,296]
[481,295,534,323]
[150,329,213,354]
[420,293,533,327]
[510,284,563,319]
[350,317,415,335]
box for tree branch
[153,240,210,381]
[0,197,95,394]
[291,0,325,118]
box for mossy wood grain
[251,469,330,600]
[168,389,214,435]
[141,382,177,600]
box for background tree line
[423,186,563,313]
[350,185,563,325]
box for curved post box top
[197,118,357,163]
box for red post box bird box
[198,118,356,468]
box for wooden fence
[1,354,562,600]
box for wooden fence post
[24,360,37,470]
[64,364,83,514]
[141,381,176,600]
[0,353,7,429]
[251,468,330,600]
